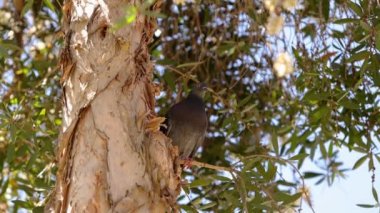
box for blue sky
[303,148,379,213]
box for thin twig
[179,159,233,172]
[230,171,249,213]
[236,154,316,213]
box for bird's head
[190,83,207,98]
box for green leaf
[163,72,176,91]
[237,95,252,108]
[18,184,35,196]
[311,106,329,122]
[278,125,292,135]
[368,155,374,171]
[216,43,236,56]
[277,180,297,187]
[156,59,176,65]
[339,98,360,110]
[180,205,197,212]
[328,141,334,157]
[182,186,190,194]
[0,178,9,197]
[54,118,62,126]
[213,175,232,182]
[303,90,329,103]
[289,153,309,161]
[189,178,212,188]
[334,18,359,24]
[359,21,371,32]
[39,108,46,116]
[12,200,33,208]
[26,153,37,170]
[241,104,257,114]
[0,42,22,51]
[32,207,45,213]
[376,30,380,51]
[43,0,56,12]
[191,197,202,205]
[304,172,324,179]
[352,155,367,170]
[6,141,16,163]
[242,157,261,172]
[372,187,379,203]
[348,1,363,16]
[265,162,277,180]
[256,163,266,177]
[21,0,34,16]
[275,192,302,205]
[198,202,217,210]
[319,142,328,158]
[347,51,370,62]
[356,204,376,208]
[375,155,380,164]
[316,176,326,185]
[322,0,329,21]
[271,132,279,155]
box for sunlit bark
[48,1,180,212]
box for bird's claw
[183,158,193,169]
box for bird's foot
[183,158,193,169]
[180,179,189,187]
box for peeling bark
[48,1,180,212]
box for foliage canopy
[0,0,379,212]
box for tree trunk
[48,0,180,212]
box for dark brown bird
[164,84,208,159]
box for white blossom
[35,41,46,50]
[264,0,279,12]
[265,14,284,35]
[7,30,14,40]
[29,26,37,34]
[173,0,186,5]
[154,29,162,37]
[45,35,53,45]
[283,0,298,11]
[0,10,11,24]
[273,52,294,77]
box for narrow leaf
[372,187,379,203]
[356,204,376,208]
[352,155,367,170]
[290,153,309,161]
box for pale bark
[48,0,180,212]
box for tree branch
[179,159,233,172]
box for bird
[163,83,208,161]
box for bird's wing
[189,113,208,157]
[166,115,173,135]
[165,102,184,135]
[189,134,205,158]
